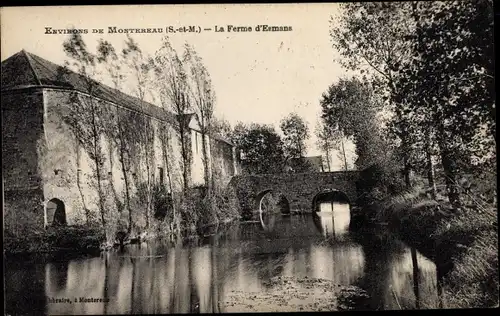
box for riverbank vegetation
[322,1,497,308]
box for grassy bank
[373,186,498,308]
[3,225,105,257]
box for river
[4,202,443,314]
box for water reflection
[5,215,443,314]
[352,231,440,310]
[313,202,351,238]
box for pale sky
[1,4,356,170]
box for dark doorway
[47,198,67,226]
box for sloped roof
[1,50,177,125]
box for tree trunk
[325,145,331,172]
[145,161,151,230]
[116,118,132,234]
[90,103,107,236]
[144,119,155,231]
[439,147,462,210]
[437,122,462,210]
[122,156,132,234]
[162,130,179,237]
[201,131,211,197]
[424,128,437,199]
[401,136,411,188]
[341,137,348,171]
[76,149,90,225]
[179,123,190,193]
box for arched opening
[256,190,291,232]
[256,190,291,215]
[312,190,350,212]
[46,198,67,227]
[311,190,351,237]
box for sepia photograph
[1,2,497,314]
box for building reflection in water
[20,213,442,314]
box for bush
[358,162,406,205]
[173,185,241,236]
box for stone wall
[229,171,360,216]
[40,88,187,231]
[3,85,240,235]
[2,89,46,233]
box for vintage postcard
[2,2,497,315]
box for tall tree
[62,33,108,238]
[330,2,417,187]
[152,36,192,193]
[122,34,156,229]
[320,77,386,170]
[332,130,350,172]
[280,112,310,160]
[183,43,216,195]
[315,120,334,172]
[231,122,285,174]
[96,39,135,233]
[396,0,495,209]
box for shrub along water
[145,183,241,242]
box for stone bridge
[228,171,361,218]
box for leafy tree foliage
[211,117,233,141]
[280,112,310,160]
[329,1,495,210]
[183,43,216,194]
[315,120,335,172]
[320,77,388,170]
[152,37,192,192]
[231,122,285,174]
[395,0,495,208]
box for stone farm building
[1,50,241,232]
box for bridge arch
[311,189,351,212]
[255,189,291,215]
[229,171,360,217]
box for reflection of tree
[188,247,200,313]
[211,236,220,313]
[130,257,137,313]
[410,247,420,309]
[103,253,109,315]
[351,231,407,310]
